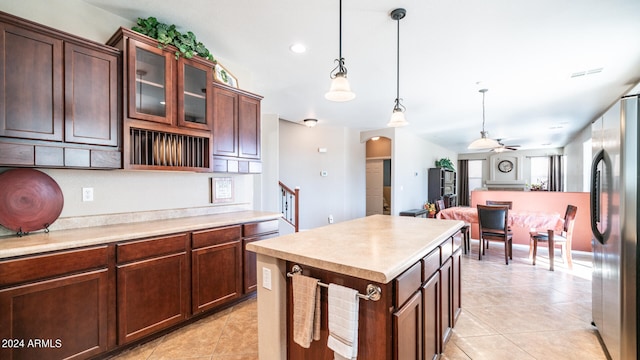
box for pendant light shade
[387,8,408,127]
[468,89,500,149]
[326,72,355,101]
[325,0,355,102]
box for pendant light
[325,0,355,102]
[387,8,408,127]
[468,89,500,149]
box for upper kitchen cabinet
[212,83,263,173]
[108,28,214,172]
[0,12,121,169]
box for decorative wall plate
[0,168,64,235]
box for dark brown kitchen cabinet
[0,246,112,360]
[65,43,119,147]
[212,85,238,157]
[452,247,462,324]
[212,83,263,173]
[108,27,214,171]
[393,291,423,360]
[422,273,441,360]
[0,12,121,169]
[422,246,441,360]
[0,21,63,142]
[440,257,454,348]
[116,233,190,344]
[191,225,243,314]
[393,262,423,360]
[242,220,279,293]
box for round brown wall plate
[0,168,64,234]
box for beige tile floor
[110,241,607,360]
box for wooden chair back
[477,205,509,234]
[485,200,513,209]
[435,199,446,213]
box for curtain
[458,159,469,206]
[548,155,563,192]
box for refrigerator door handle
[590,150,608,244]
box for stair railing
[279,181,299,232]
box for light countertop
[247,214,463,284]
[0,211,282,259]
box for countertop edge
[248,219,464,284]
[0,211,282,259]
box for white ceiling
[86,0,640,153]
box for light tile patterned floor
[110,241,607,360]
[442,240,607,360]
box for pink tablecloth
[437,207,563,232]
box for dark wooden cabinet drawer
[440,237,453,262]
[452,231,463,252]
[243,220,278,237]
[422,248,441,283]
[394,261,422,308]
[117,233,188,263]
[0,246,109,287]
[192,225,241,249]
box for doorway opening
[365,137,391,216]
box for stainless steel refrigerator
[591,93,638,360]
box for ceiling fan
[492,139,521,152]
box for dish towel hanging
[327,283,359,360]
[292,274,321,348]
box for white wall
[563,125,592,192]
[279,121,365,230]
[393,129,458,214]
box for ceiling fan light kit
[325,0,355,102]
[468,88,500,149]
[387,8,408,128]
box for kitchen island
[247,214,464,360]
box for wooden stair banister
[279,181,299,232]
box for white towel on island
[327,283,359,360]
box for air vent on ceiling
[571,67,603,78]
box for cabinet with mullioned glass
[107,27,214,171]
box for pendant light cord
[330,0,347,76]
[396,17,401,103]
[339,0,342,63]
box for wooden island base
[248,215,464,360]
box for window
[530,157,549,190]
[468,160,483,198]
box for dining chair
[477,205,513,265]
[484,200,513,249]
[529,205,578,271]
[436,199,470,254]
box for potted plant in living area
[435,158,455,172]
[424,201,437,217]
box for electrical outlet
[82,187,94,202]
[328,214,334,224]
[262,267,272,290]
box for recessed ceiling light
[289,43,306,54]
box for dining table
[437,206,564,268]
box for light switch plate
[262,267,272,290]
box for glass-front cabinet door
[177,58,212,130]
[127,39,173,124]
